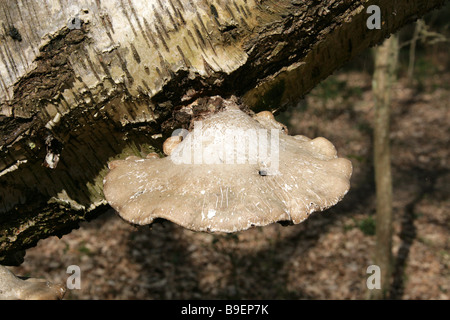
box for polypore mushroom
[0,266,66,300]
[103,98,352,233]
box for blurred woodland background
[11,3,449,299]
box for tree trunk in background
[371,34,399,300]
[0,0,446,265]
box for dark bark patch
[10,25,89,118]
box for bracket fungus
[0,266,66,300]
[103,98,352,233]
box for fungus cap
[103,101,352,233]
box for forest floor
[10,48,449,300]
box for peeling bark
[0,0,447,265]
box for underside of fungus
[103,97,352,233]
